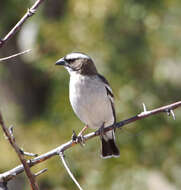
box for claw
[77,135,85,147]
[72,130,77,142]
[138,103,150,117]
[142,103,147,112]
[71,130,85,146]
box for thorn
[9,125,14,138]
[19,148,38,157]
[30,8,36,14]
[0,39,4,48]
[142,103,147,112]
[166,109,176,120]
[170,109,176,120]
[138,103,151,117]
[34,168,48,177]
[27,8,36,16]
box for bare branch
[9,125,37,157]
[0,49,31,62]
[0,0,45,48]
[0,100,181,184]
[19,148,38,157]
[34,169,47,177]
[59,152,83,190]
[0,113,39,190]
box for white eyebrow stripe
[65,53,90,60]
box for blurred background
[0,0,181,189]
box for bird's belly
[69,77,113,129]
[71,96,110,129]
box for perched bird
[55,52,120,158]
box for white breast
[69,73,114,129]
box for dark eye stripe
[66,58,76,62]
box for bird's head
[55,52,97,75]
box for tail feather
[109,139,120,156]
[101,135,120,159]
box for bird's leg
[99,122,105,139]
[78,125,88,137]
[77,125,88,146]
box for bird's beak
[55,58,66,66]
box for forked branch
[0,115,39,190]
[0,0,45,48]
[0,100,181,187]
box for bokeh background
[1,0,181,189]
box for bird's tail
[101,130,120,159]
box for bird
[55,52,120,159]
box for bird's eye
[67,58,76,63]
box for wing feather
[97,74,116,124]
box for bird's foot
[71,130,85,147]
[77,135,85,146]
[72,130,78,142]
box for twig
[19,148,38,157]
[0,114,39,190]
[59,152,83,190]
[0,0,45,48]
[170,109,176,120]
[0,49,31,62]
[0,101,181,184]
[9,125,37,157]
[34,169,47,177]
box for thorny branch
[0,1,44,186]
[0,100,181,186]
[0,0,45,48]
[0,114,39,190]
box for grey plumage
[56,52,120,158]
